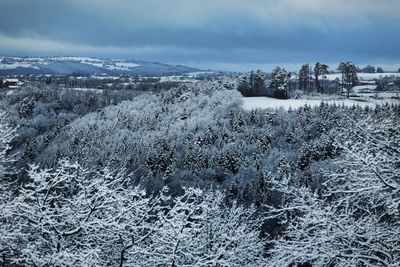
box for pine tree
[249,110,258,124]
[18,97,36,118]
[362,65,376,73]
[267,67,290,99]
[179,108,188,120]
[314,62,329,93]
[338,62,358,98]
[203,126,217,145]
[237,75,251,96]
[162,163,176,185]
[251,69,265,96]
[238,70,266,96]
[298,64,311,93]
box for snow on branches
[266,107,400,266]
[1,161,264,266]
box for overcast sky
[1,0,399,71]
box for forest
[0,75,399,266]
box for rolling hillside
[0,56,200,76]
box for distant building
[1,78,24,89]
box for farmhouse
[1,78,24,89]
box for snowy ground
[158,71,216,83]
[352,85,377,92]
[242,94,398,110]
[65,87,104,93]
[325,72,400,81]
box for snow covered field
[0,61,39,70]
[325,72,400,81]
[242,95,398,110]
[243,70,399,111]
[0,56,140,71]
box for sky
[0,0,400,71]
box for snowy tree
[362,65,376,73]
[18,97,36,118]
[298,64,312,93]
[1,161,153,266]
[136,187,265,266]
[267,67,290,99]
[250,69,266,96]
[237,75,251,96]
[146,137,174,175]
[238,70,266,97]
[338,62,358,98]
[0,110,17,180]
[267,185,399,266]
[1,160,265,266]
[314,62,329,93]
[267,108,400,266]
[0,110,18,267]
[330,112,399,217]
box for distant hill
[0,56,200,76]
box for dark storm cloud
[1,0,399,71]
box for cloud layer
[1,0,399,71]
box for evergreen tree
[338,62,359,98]
[237,70,266,97]
[362,65,376,73]
[18,97,36,118]
[267,67,290,99]
[252,69,265,96]
[237,75,250,96]
[314,62,329,93]
[298,64,311,93]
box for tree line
[238,61,361,98]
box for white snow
[325,72,400,81]
[158,75,197,83]
[0,57,141,71]
[85,62,104,68]
[242,96,397,111]
[113,62,140,68]
[53,57,103,62]
[63,87,104,93]
[90,75,121,80]
[79,60,140,71]
[3,78,19,83]
[0,62,38,70]
[352,84,377,92]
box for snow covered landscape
[242,82,399,110]
[0,63,399,266]
[1,0,400,266]
[0,56,199,76]
[241,95,397,110]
